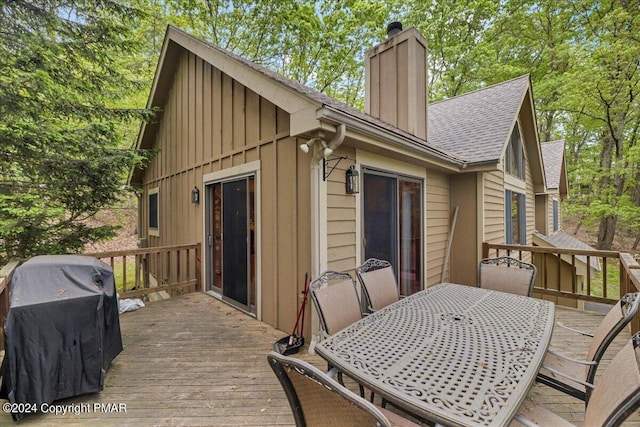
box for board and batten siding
[140,50,311,334]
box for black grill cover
[0,255,122,415]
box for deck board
[1,292,638,426]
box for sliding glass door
[363,169,422,296]
[205,176,256,313]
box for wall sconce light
[191,186,200,204]
[345,166,359,194]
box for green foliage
[3,0,639,259]
[165,0,391,107]
[0,1,155,262]
[397,0,640,248]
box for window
[552,199,559,232]
[505,190,526,244]
[148,188,159,236]
[505,124,525,180]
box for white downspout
[308,124,346,354]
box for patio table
[314,282,555,427]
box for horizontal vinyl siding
[484,170,505,244]
[426,171,450,286]
[326,147,357,274]
[547,191,561,233]
[525,153,535,243]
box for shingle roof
[540,140,565,189]
[427,75,531,164]
[170,27,462,164]
[140,26,536,179]
[533,231,601,271]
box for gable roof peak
[540,139,566,190]
[427,74,533,164]
[430,74,531,106]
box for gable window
[505,189,526,244]
[505,124,525,180]
[148,187,159,236]
[552,199,559,232]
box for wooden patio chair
[267,351,419,427]
[477,256,536,297]
[356,259,399,313]
[513,332,640,427]
[536,292,640,403]
[309,271,362,338]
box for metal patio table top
[314,282,555,427]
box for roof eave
[316,106,465,172]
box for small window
[506,190,526,244]
[552,199,559,232]
[148,188,159,236]
[505,124,525,180]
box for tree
[567,0,640,249]
[163,0,391,108]
[0,1,155,262]
[395,0,500,101]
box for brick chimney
[365,22,428,140]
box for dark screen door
[363,170,422,296]
[206,176,255,313]
[222,179,248,305]
[363,173,397,273]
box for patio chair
[267,351,419,427]
[309,270,367,397]
[356,259,399,313]
[513,332,640,427]
[309,271,362,338]
[477,256,536,297]
[536,292,640,403]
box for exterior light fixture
[299,142,310,153]
[191,186,200,204]
[345,166,359,194]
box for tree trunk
[633,235,640,251]
[597,214,617,250]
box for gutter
[306,123,346,354]
[316,106,465,171]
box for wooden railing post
[482,242,489,258]
[0,260,22,352]
[619,253,640,333]
[83,243,201,300]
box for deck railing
[0,244,201,353]
[0,260,20,351]
[84,243,202,299]
[483,242,640,332]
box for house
[536,140,568,235]
[427,76,546,286]
[531,139,601,307]
[130,23,556,339]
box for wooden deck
[1,292,639,426]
